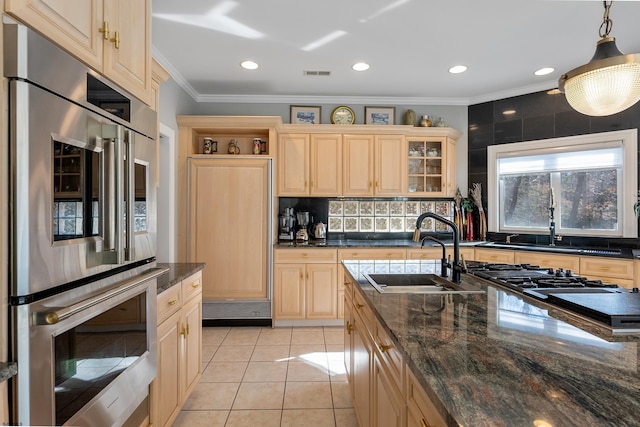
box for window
[487,130,637,238]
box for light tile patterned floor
[172,326,358,427]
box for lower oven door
[12,265,166,426]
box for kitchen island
[342,260,640,427]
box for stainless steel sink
[363,273,485,294]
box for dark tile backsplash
[469,89,640,248]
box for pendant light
[558,1,640,116]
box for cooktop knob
[555,268,565,277]
[565,269,573,277]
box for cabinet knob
[355,303,364,309]
[110,31,120,49]
[98,21,110,39]
[191,281,200,289]
[168,300,178,306]
[378,342,393,353]
[346,321,354,334]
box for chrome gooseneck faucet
[412,212,462,283]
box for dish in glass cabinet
[359,201,374,216]
[343,201,358,216]
[375,201,389,216]
[359,217,374,232]
[328,217,343,232]
[389,201,405,216]
[343,217,359,232]
[328,200,343,216]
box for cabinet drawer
[406,369,446,427]
[338,248,406,260]
[182,271,203,302]
[157,285,182,326]
[473,248,515,264]
[352,289,373,332]
[513,252,579,272]
[374,323,404,392]
[406,248,443,260]
[274,248,338,263]
[584,275,634,289]
[580,257,633,280]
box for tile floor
[172,326,359,427]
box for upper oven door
[9,80,157,297]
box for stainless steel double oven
[5,22,166,426]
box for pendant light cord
[599,1,613,38]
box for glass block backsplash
[327,199,454,233]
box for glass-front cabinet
[407,138,444,195]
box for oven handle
[124,129,135,261]
[33,267,167,325]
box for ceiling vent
[304,70,331,76]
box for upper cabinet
[407,135,457,197]
[5,0,152,105]
[278,133,342,196]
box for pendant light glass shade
[558,1,640,117]
[559,38,640,116]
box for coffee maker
[279,208,295,241]
[295,211,310,242]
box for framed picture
[365,106,395,125]
[290,105,321,124]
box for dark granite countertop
[0,362,18,383]
[156,263,205,294]
[342,259,640,427]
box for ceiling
[151,0,640,105]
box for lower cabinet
[343,266,447,427]
[273,249,339,320]
[151,271,203,427]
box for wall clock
[331,106,355,124]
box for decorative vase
[420,115,432,127]
[403,109,416,126]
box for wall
[468,90,640,245]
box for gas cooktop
[465,261,640,330]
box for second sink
[363,273,485,294]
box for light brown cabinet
[5,0,152,105]
[151,271,203,427]
[406,136,457,197]
[473,248,515,264]
[580,256,635,288]
[188,159,270,301]
[277,133,342,196]
[273,249,339,320]
[343,267,448,427]
[513,251,580,272]
[342,134,406,196]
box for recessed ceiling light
[535,67,554,76]
[240,60,259,70]
[503,109,516,115]
[448,65,467,74]
[352,62,370,71]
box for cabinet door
[373,354,405,427]
[5,0,103,70]
[273,264,306,319]
[375,135,405,195]
[305,264,338,319]
[103,0,152,104]
[189,159,270,300]
[310,134,342,196]
[182,296,202,399]
[343,134,374,196]
[153,310,182,427]
[444,138,457,197]
[352,311,372,427]
[278,134,309,195]
[344,295,353,382]
[473,248,515,264]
